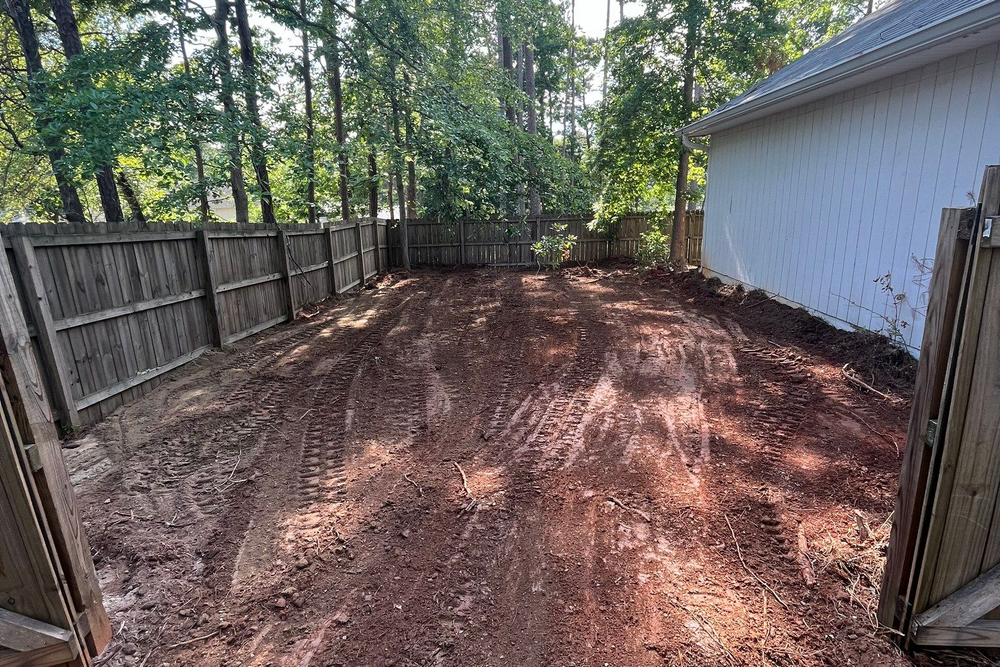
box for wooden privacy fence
[0,219,388,428]
[388,212,705,267]
[879,165,1000,648]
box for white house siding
[701,42,1000,351]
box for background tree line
[1,0,881,231]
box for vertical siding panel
[858,78,901,333]
[874,73,921,336]
[807,102,835,312]
[834,92,870,324]
[823,95,852,312]
[794,106,822,307]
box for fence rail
[0,218,388,427]
[388,212,704,268]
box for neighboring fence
[0,219,388,427]
[388,212,705,267]
[686,210,705,264]
[879,165,1000,649]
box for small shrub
[532,223,578,269]
[637,228,671,266]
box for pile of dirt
[643,267,918,397]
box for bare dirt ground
[67,267,978,667]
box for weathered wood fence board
[0,219,388,427]
[388,212,704,268]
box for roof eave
[680,2,1000,138]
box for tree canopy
[0,0,879,225]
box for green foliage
[0,0,879,224]
[637,226,671,266]
[531,221,576,269]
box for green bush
[637,228,671,265]
[532,223,578,269]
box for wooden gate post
[277,230,296,320]
[196,230,223,348]
[878,207,975,635]
[6,238,80,428]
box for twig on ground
[453,462,472,498]
[841,364,898,403]
[667,599,736,664]
[136,626,165,667]
[404,473,423,497]
[724,514,789,609]
[165,630,219,649]
[608,495,651,522]
[299,409,314,421]
[215,449,242,492]
[458,498,477,516]
[847,409,900,456]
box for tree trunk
[602,0,610,103]
[390,88,410,271]
[212,0,249,223]
[4,0,85,222]
[404,111,416,220]
[321,6,350,221]
[368,153,378,217]
[49,0,123,222]
[300,0,316,225]
[670,12,698,266]
[500,35,516,125]
[116,171,146,223]
[234,0,277,225]
[524,42,540,216]
[176,18,211,222]
[567,0,577,163]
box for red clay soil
[66,268,985,667]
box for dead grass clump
[812,510,893,631]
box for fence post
[372,220,382,274]
[196,230,223,348]
[4,237,80,429]
[355,219,366,288]
[459,220,467,265]
[327,227,339,295]
[277,230,296,320]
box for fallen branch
[608,495,651,522]
[841,364,898,403]
[724,514,788,609]
[166,630,219,649]
[795,523,817,588]
[847,409,900,457]
[404,473,423,497]
[453,462,472,498]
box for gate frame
[879,165,1000,648]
